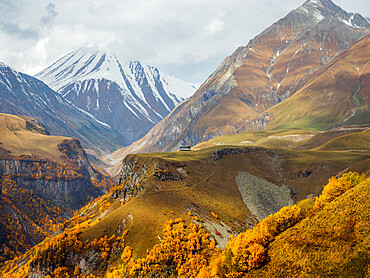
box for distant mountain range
[115,0,369,160]
[0,62,127,153]
[36,48,196,143]
[0,48,196,153]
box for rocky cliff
[0,139,101,210]
[0,130,112,263]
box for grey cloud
[41,3,58,25]
[1,0,368,82]
[0,0,38,40]
[0,0,24,15]
[0,22,39,39]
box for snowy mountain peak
[300,0,370,28]
[36,48,197,143]
[37,48,123,90]
[0,61,18,73]
[36,48,195,99]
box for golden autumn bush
[107,218,218,278]
[1,172,367,278]
[314,172,366,210]
[1,228,126,278]
[204,172,367,277]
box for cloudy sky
[0,0,368,84]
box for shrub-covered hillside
[1,172,368,277]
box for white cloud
[206,19,225,34]
[0,0,368,83]
[35,38,49,58]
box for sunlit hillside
[1,171,367,277]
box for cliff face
[57,139,98,181]
[0,139,101,210]
[114,156,149,202]
[0,137,113,263]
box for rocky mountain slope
[114,0,369,159]
[0,62,127,153]
[0,113,114,263]
[242,33,370,131]
[36,48,196,143]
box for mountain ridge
[0,62,128,153]
[242,33,370,132]
[108,0,369,174]
[36,48,197,143]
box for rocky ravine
[0,139,102,210]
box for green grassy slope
[315,128,370,151]
[194,126,369,152]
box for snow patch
[35,47,196,130]
[73,104,111,128]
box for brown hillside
[0,113,69,162]
[1,151,368,277]
[108,0,369,173]
[248,33,370,131]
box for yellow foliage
[108,219,218,277]
[73,265,80,276]
[2,173,366,278]
[121,246,133,263]
[314,172,366,209]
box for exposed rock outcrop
[212,147,259,161]
[153,167,182,181]
[235,172,294,220]
[114,157,149,202]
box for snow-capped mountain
[299,0,369,28]
[36,48,197,143]
[0,61,127,152]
